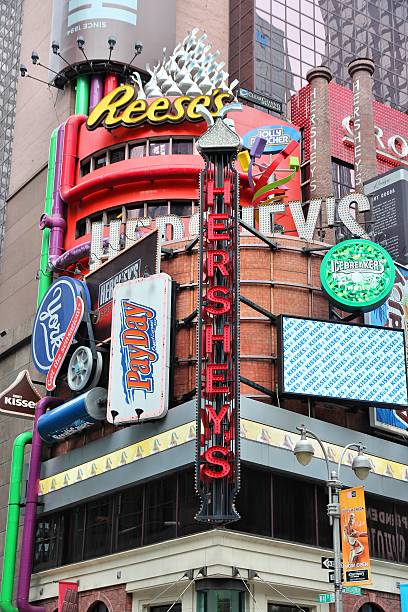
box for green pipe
[0,431,32,612]
[37,128,58,306]
[75,75,90,115]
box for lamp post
[293,425,371,612]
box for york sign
[32,277,90,375]
[87,85,234,130]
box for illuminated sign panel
[107,273,171,423]
[279,316,408,407]
[320,239,395,312]
[86,86,234,130]
[242,125,300,154]
[195,118,241,524]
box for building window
[80,159,91,176]
[94,153,107,170]
[173,139,193,155]
[149,140,171,156]
[33,515,63,570]
[116,487,143,551]
[110,146,126,164]
[84,497,113,560]
[34,467,408,571]
[332,158,355,199]
[151,606,181,612]
[197,590,245,612]
[129,142,146,158]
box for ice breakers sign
[108,273,171,423]
[320,239,395,312]
[32,277,89,375]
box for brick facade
[40,584,132,612]
[330,589,401,612]
[348,58,378,191]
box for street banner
[107,273,172,423]
[58,580,78,611]
[400,584,408,612]
[340,486,372,586]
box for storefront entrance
[196,579,245,612]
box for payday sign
[32,277,90,376]
[321,239,395,312]
[87,85,234,130]
[107,273,171,423]
[242,125,300,154]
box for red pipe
[104,74,118,95]
[62,163,203,204]
[60,115,87,204]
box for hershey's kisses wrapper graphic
[281,316,408,406]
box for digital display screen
[279,316,408,407]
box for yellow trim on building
[39,418,408,495]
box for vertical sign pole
[195,118,241,524]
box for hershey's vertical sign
[195,118,241,524]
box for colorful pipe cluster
[0,73,118,612]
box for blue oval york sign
[242,125,300,154]
[32,277,90,376]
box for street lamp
[293,425,371,612]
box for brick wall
[40,584,132,612]
[330,589,401,612]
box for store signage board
[320,239,395,312]
[340,486,371,586]
[238,87,283,114]
[317,594,335,603]
[86,230,159,342]
[364,168,408,266]
[32,277,90,375]
[107,273,171,423]
[87,86,234,130]
[242,125,300,154]
[278,316,408,407]
[0,370,41,419]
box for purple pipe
[52,236,111,271]
[47,123,66,269]
[53,241,91,270]
[89,75,104,112]
[16,397,61,612]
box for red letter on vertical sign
[208,213,229,241]
[205,324,231,354]
[206,287,231,315]
[202,446,231,478]
[206,403,229,434]
[205,364,229,393]
[207,250,229,277]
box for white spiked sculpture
[133,29,238,99]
